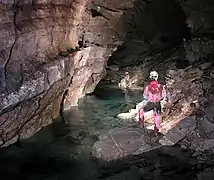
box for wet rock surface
[92,126,161,161]
[159,116,196,146]
[96,145,212,180]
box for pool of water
[0,85,143,180]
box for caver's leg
[138,108,144,128]
[153,108,161,136]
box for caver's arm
[143,85,149,101]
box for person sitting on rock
[138,71,167,136]
[118,71,131,90]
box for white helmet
[149,71,158,80]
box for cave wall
[107,0,190,68]
[0,0,135,147]
[63,0,133,108]
[108,0,214,68]
[0,0,85,147]
[179,0,214,35]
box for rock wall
[179,0,214,35]
[106,0,214,74]
[0,0,87,147]
[107,0,189,68]
[0,0,135,147]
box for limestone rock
[107,65,119,72]
[199,62,212,70]
[0,57,72,147]
[184,38,214,63]
[159,116,196,146]
[0,0,88,146]
[92,127,161,161]
[117,108,154,124]
[117,110,137,120]
[210,70,214,79]
[117,100,154,123]
[159,127,186,146]
[0,0,134,147]
[63,46,111,108]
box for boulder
[107,65,120,72]
[117,109,137,120]
[92,127,162,161]
[117,109,154,124]
[159,116,196,146]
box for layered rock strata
[0,0,131,147]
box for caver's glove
[142,95,148,102]
[160,100,166,109]
[141,97,148,106]
[136,98,148,111]
[142,99,148,106]
[160,97,168,109]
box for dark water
[0,85,144,180]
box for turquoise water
[0,86,143,180]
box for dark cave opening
[107,0,191,68]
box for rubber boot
[154,113,161,136]
[138,109,144,128]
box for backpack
[147,80,163,102]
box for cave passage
[0,85,206,179]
